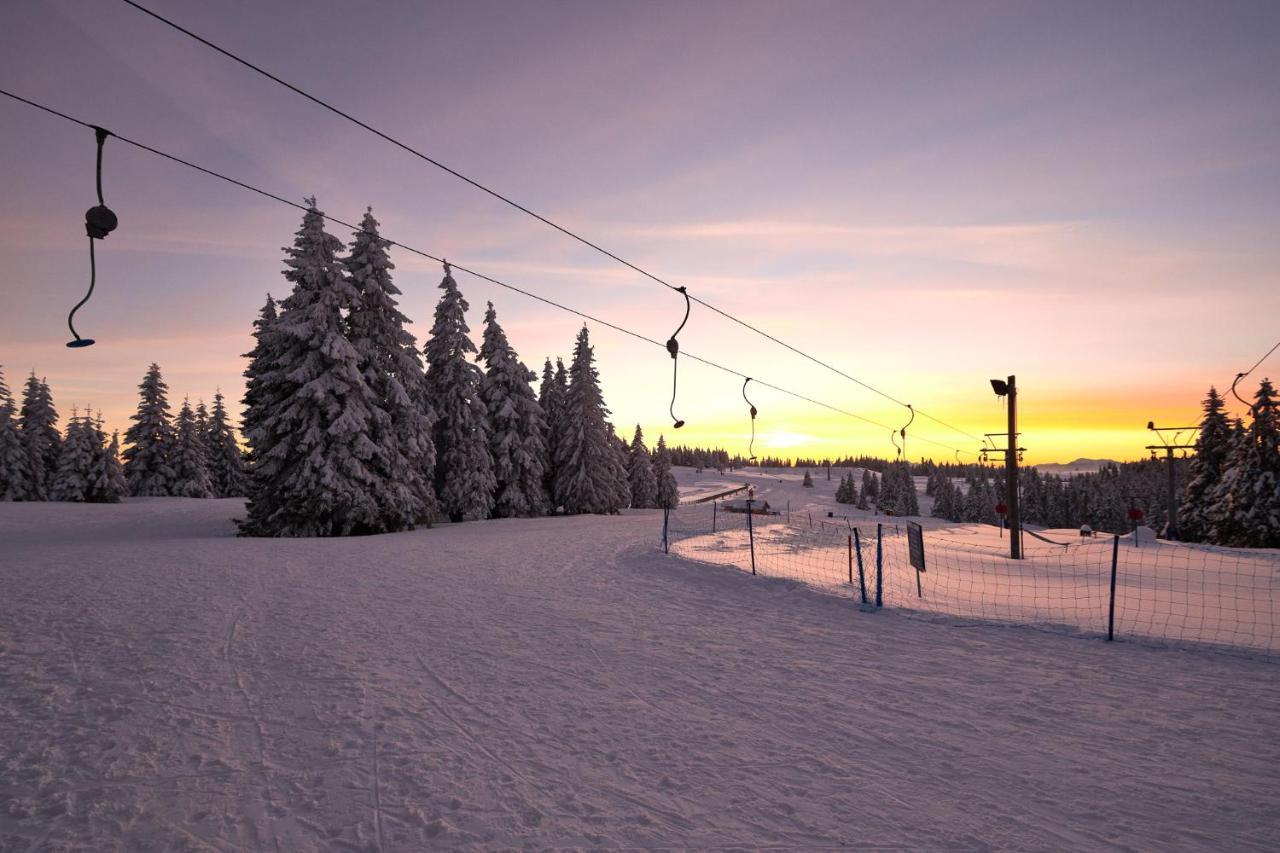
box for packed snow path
[2,500,1278,850]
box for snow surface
[672,466,1280,655]
[2,495,1279,850]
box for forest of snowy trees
[3,202,1275,547]
[235,202,677,536]
[0,363,243,504]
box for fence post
[663,506,669,554]
[787,500,791,524]
[853,528,868,605]
[1108,534,1119,641]
[875,523,883,608]
[847,534,853,585]
[712,499,717,533]
[746,499,757,575]
[808,511,813,529]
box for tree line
[237,203,677,535]
[0,365,248,503]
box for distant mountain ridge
[1033,458,1118,476]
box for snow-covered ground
[671,466,1280,655]
[3,496,1279,850]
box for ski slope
[671,466,1280,654]
[2,496,1278,850]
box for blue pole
[875,523,883,608]
[853,528,867,605]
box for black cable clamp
[667,286,690,428]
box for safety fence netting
[662,502,1279,658]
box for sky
[1,0,1278,464]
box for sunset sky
[2,0,1278,464]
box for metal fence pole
[875,523,883,608]
[854,528,868,605]
[746,499,757,575]
[662,506,669,554]
[847,534,853,585]
[1108,534,1119,641]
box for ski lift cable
[114,0,986,448]
[0,86,973,456]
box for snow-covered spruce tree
[627,424,658,508]
[84,414,123,503]
[195,400,209,440]
[653,434,680,509]
[18,372,61,500]
[0,366,26,500]
[240,294,279,455]
[554,326,626,514]
[1208,420,1250,545]
[122,363,176,496]
[802,470,814,488]
[101,430,128,502]
[51,412,96,501]
[205,391,248,498]
[171,398,214,498]
[892,462,920,516]
[606,427,633,511]
[1179,387,1232,542]
[539,357,568,508]
[478,301,549,517]
[861,468,878,504]
[241,203,388,536]
[424,263,495,523]
[344,209,438,527]
[856,480,870,511]
[1210,380,1280,547]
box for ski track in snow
[1,496,1278,851]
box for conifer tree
[856,480,870,511]
[0,367,25,500]
[51,411,97,501]
[537,356,568,507]
[344,209,438,527]
[240,294,279,455]
[627,424,659,508]
[1179,387,1231,542]
[1211,380,1280,547]
[424,263,495,522]
[83,414,124,503]
[892,462,921,516]
[606,427,633,512]
[195,400,210,442]
[478,301,549,517]
[554,326,626,514]
[18,372,61,500]
[171,398,214,498]
[205,391,248,498]
[242,203,387,536]
[653,434,680,509]
[862,468,879,503]
[802,470,814,488]
[101,430,128,502]
[123,363,176,497]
